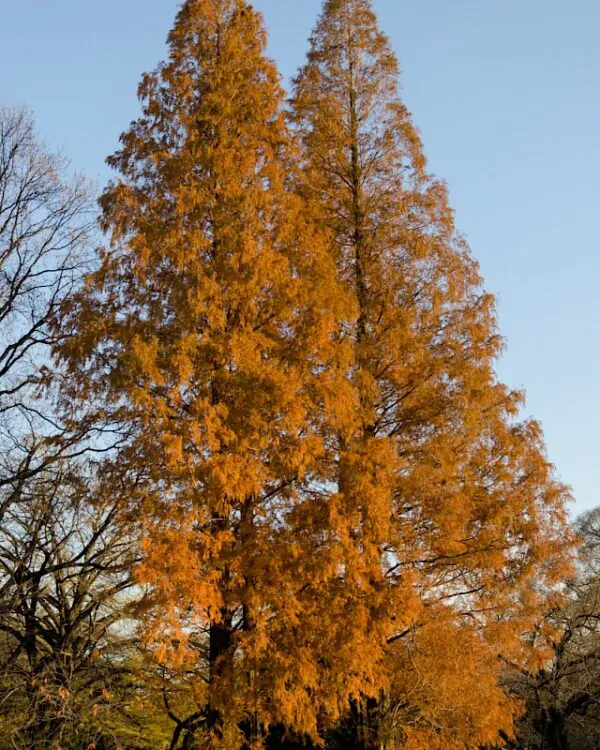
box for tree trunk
[541,707,569,750]
[206,614,233,745]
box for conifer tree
[57,1,356,747]
[290,1,574,748]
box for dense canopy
[0,2,578,750]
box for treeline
[0,1,595,749]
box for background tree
[57,1,356,747]
[0,460,170,749]
[502,508,600,750]
[290,1,573,748]
[0,106,94,518]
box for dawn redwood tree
[290,1,574,748]
[57,1,356,747]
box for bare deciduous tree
[0,462,167,749]
[0,106,94,516]
[501,509,600,750]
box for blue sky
[2,1,598,515]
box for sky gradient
[2,1,598,514]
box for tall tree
[57,1,354,747]
[290,1,573,748]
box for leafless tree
[0,461,159,749]
[499,509,600,750]
[0,105,94,520]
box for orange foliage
[57,0,574,748]
[290,0,574,747]
[58,1,358,745]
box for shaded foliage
[0,461,170,749]
[502,509,600,750]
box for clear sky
[2,1,598,515]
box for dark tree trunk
[541,707,569,750]
[206,615,233,744]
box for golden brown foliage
[56,0,574,748]
[290,0,574,747]
[58,0,356,746]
